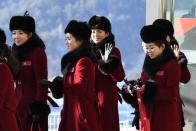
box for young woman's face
[65,33,82,52]
[142,42,165,59]
[11,30,32,46]
[91,29,109,44]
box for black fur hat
[153,19,174,37]
[140,25,167,43]
[64,20,91,41]
[0,29,6,44]
[88,15,111,32]
[9,15,35,32]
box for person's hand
[99,43,113,62]
[171,45,180,59]
[135,85,145,94]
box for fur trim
[50,76,64,99]
[142,80,157,105]
[28,101,50,123]
[99,55,120,74]
[91,34,115,55]
[143,48,176,77]
[140,25,167,43]
[0,43,20,76]
[12,34,45,62]
[64,20,91,41]
[61,44,96,75]
[9,15,35,32]
[0,29,6,44]
[88,15,111,32]
[178,52,188,68]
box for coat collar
[12,35,45,61]
[61,44,96,75]
[143,48,176,77]
[91,33,115,60]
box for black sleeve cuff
[178,56,188,68]
[99,55,120,74]
[142,80,157,105]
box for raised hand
[171,44,180,59]
[99,43,113,62]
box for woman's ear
[161,43,165,50]
[166,35,170,42]
[28,32,33,38]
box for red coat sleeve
[0,64,10,107]
[32,48,48,101]
[65,57,94,96]
[178,52,191,83]
[110,47,125,82]
[180,66,191,83]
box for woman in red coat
[88,15,125,131]
[58,20,101,131]
[153,19,191,130]
[139,25,181,131]
[9,13,49,131]
[0,29,20,131]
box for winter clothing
[0,31,20,76]
[59,45,101,131]
[64,20,91,41]
[152,19,191,130]
[138,24,181,131]
[153,19,174,37]
[140,54,181,131]
[28,101,50,123]
[12,34,48,131]
[58,20,101,131]
[91,35,125,131]
[178,52,191,83]
[89,15,112,33]
[0,59,20,131]
[140,25,167,43]
[9,15,35,32]
[49,76,64,99]
[0,29,6,44]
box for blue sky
[0,0,146,80]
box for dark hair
[31,33,46,50]
[0,43,20,75]
[152,40,173,54]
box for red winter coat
[15,47,48,131]
[179,52,190,83]
[59,57,101,131]
[0,61,19,131]
[95,47,125,131]
[140,59,181,131]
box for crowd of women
[0,11,190,131]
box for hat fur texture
[9,15,35,32]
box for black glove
[131,109,140,130]
[39,76,64,99]
[50,76,64,99]
[28,101,50,123]
[142,79,157,105]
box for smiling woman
[0,0,146,130]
